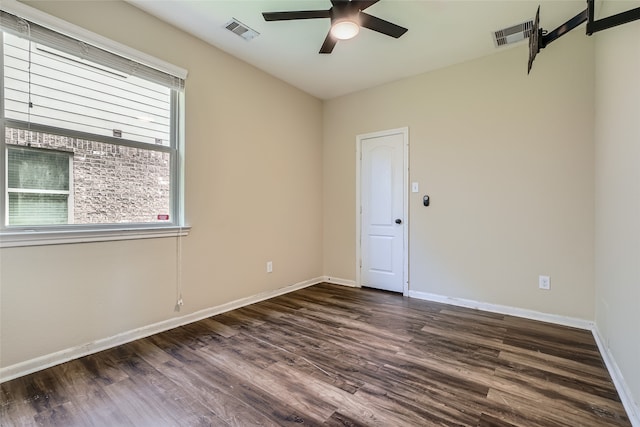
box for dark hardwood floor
[0,283,631,426]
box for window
[0,5,188,246]
[7,145,72,225]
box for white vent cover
[224,18,259,41]
[493,20,534,47]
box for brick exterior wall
[6,128,171,224]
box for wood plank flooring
[0,283,631,426]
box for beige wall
[0,1,323,367]
[324,30,595,319]
[594,1,640,412]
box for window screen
[7,145,71,225]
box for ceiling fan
[262,0,408,54]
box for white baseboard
[408,290,594,330]
[592,327,640,427]
[322,276,359,288]
[0,277,324,384]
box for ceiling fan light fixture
[330,19,360,40]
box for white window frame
[0,0,190,247]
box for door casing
[355,127,409,296]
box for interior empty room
[0,0,638,426]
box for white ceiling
[127,0,593,100]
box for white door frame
[355,127,409,296]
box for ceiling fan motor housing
[331,2,359,24]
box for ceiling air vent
[493,20,534,47]
[224,18,259,41]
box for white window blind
[4,34,173,146]
[0,10,185,90]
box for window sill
[0,226,191,248]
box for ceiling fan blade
[359,12,408,38]
[319,32,338,54]
[330,0,350,6]
[262,10,331,21]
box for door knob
[395,219,402,224]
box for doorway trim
[355,127,409,296]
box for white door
[358,129,407,293]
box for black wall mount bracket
[528,0,640,73]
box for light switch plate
[412,182,419,193]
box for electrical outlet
[266,261,273,273]
[539,275,550,290]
